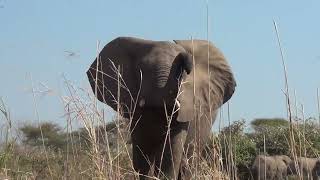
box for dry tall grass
[273,20,320,180]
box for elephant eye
[169,90,173,94]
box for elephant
[287,157,320,180]
[86,37,236,179]
[251,155,291,180]
[314,160,320,180]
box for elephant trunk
[138,52,193,108]
[154,52,192,89]
[154,64,172,88]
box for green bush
[291,118,320,157]
[20,122,66,151]
[218,120,257,180]
[250,118,320,157]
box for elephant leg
[178,156,192,180]
[131,118,157,179]
[177,111,214,180]
[132,143,155,180]
[154,122,188,180]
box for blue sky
[0,0,319,129]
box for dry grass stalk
[29,75,54,179]
[317,88,320,125]
[273,21,301,177]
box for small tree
[20,122,66,151]
[219,120,257,179]
[251,118,288,132]
[293,118,320,157]
[250,118,290,156]
[249,117,320,157]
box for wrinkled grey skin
[287,157,320,180]
[251,155,291,180]
[86,37,236,180]
[314,160,320,180]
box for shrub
[20,122,67,151]
[218,120,257,180]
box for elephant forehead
[139,50,178,72]
[148,46,178,60]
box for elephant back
[252,155,291,180]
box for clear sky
[0,0,319,129]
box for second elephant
[251,155,291,180]
[287,157,320,180]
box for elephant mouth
[138,98,181,111]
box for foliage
[73,119,130,151]
[291,118,320,157]
[1,120,132,179]
[251,126,290,156]
[0,141,15,169]
[250,118,290,155]
[219,120,257,180]
[250,118,320,157]
[221,119,246,135]
[251,118,289,132]
[220,120,257,165]
[20,122,66,151]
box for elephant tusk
[175,99,181,109]
[139,99,145,107]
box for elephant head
[279,155,292,166]
[86,37,193,118]
[87,37,236,121]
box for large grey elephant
[86,37,236,179]
[287,157,320,180]
[251,155,291,180]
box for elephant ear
[173,39,236,109]
[281,155,292,165]
[86,37,147,118]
